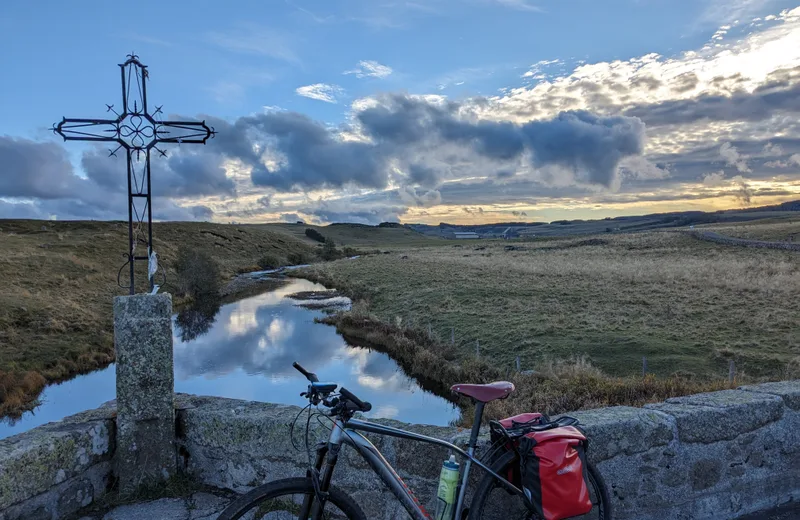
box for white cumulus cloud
[295,83,344,103]
[344,60,393,79]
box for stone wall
[177,381,800,520]
[0,406,116,520]
[2,382,797,519]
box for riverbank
[0,219,317,418]
[320,307,733,422]
[297,231,800,380]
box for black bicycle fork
[299,442,337,519]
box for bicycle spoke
[242,492,349,520]
[473,484,537,520]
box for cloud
[207,25,300,65]
[671,72,699,93]
[80,146,235,198]
[732,175,754,204]
[619,156,671,180]
[295,83,345,103]
[0,135,232,221]
[209,111,390,191]
[625,77,800,127]
[344,60,393,79]
[357,94,645,188]
[702,170,726,186]
[306,198,408,225]
[0,137,81,199]
[720,142,751,172]
[490,0,542,12]
[398,186,442,207]
[280,213,304,223]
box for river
[0,277,459,439]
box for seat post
[455,400,486,516]
[468,401,485,450]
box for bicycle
[218,362,612,520]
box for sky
[1,0,800,225]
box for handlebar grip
[340,387,372,412]
[293,362,319,383]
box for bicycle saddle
[451,381,515,402]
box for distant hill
[407,200,800,239]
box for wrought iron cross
[54,54,215,295]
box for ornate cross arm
[155,119,215,145]
[53,117,119,143]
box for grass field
[300,231,800,381]
[2,215,799,420]
[0,219,315,416]
[264,222,442,248]
[703,215,800,242]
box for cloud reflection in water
[172,278,458,425]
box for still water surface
[0,277,458,439]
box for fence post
[515,356,521,372]
[729,360,736,385]
[642,356,647,377]
[476,340,480,358]
[427,323,433,338]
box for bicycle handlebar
[294,361,371,413]
[340,387,372,412]
[293,362,319,383]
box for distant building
[502,227,519,239]
[453,232,480,239]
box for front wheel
[468,450,612,519]
[217,477,367,520]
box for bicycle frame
[301,401,527,520]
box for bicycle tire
[468,450,613,519]
[216,477,367,520]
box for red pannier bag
[489,413,545,484]
[518,426,593,520]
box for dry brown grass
[703,215,800,242]
[301,231,800,380]
[323,307,731,424]
[0,219,315,417]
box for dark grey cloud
[357,95,645,188]
[630,75,662,91]
[188,205,214,220]
[280,213,304,223]
[81,146,235,198]
[625,69,800,127]
[521,111,645,186]
[0,136,79,199]
[0,136,222,221]
[207,112,389,191]
[671,72,699,93]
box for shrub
[305,228,326,243]
[257,254,283,270]
[287,252,308,265]
[342,246,358,258]
[175,247,220,299]
[322,238,340,261]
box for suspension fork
[300,420,344,519]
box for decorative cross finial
[54,55,215,295]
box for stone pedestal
[113,293,175,494]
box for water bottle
[434,455,460,520]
